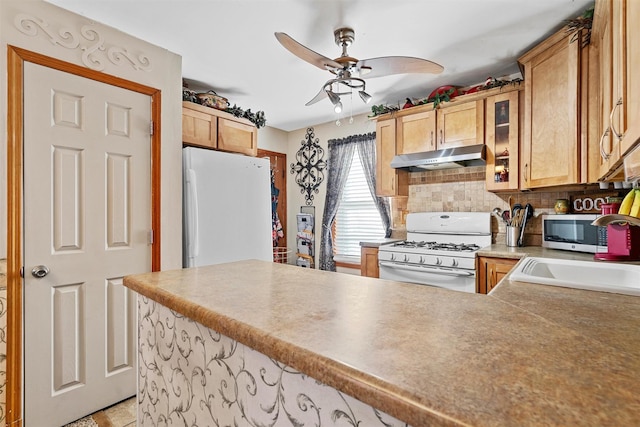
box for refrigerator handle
[186,168,200,259]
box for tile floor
[64,396,136,427]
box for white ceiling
[46,0,593,132]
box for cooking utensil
[502,210,510,224]
[511,203,523,225]
[492,207,506,223]
[517,204,533,246]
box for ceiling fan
[274,27,444,112]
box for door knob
[31,265,50,278]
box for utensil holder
[506,226,521,247]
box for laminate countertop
[123,260,640,427]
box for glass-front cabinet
[485,90,520,191]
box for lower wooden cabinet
[360,246,380,278]
[476,256,518,294]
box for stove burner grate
[392,240,481,252]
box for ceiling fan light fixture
[359,90,372,104]
[326,89,340,105]
[326,89,343,113]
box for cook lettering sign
[570,192,618,213]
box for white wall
[0,0,183,269]
[285,112,377,267]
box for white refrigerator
[182,147,273,267]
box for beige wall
[0,0,183,269]
[285,112,376,267]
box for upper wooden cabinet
[594,0,640,163]
[182,101,258,156]
[621,0,640,157]
[485,89,521,191]
[376,118,408,197]
[437,100,484,149]
[396,110,437,154]
[519,29,582,189]
[394,98,484,155]
[182,103,217,148]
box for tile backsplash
[399,166,607,246]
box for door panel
[23,62,151,426]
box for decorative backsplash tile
[138,296,411,427]
[405,167,607,246]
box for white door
[23,62,152,426]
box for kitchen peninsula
[123,260,640,426]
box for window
[333,149,385,259]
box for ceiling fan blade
[275,32,343,71]
[305,87,328,106]
[356,56,444,78]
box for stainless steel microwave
[541,214,607,253]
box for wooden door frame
[257,149,287,248]
[6,46,162,426]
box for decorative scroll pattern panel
[106,154,130,248]
[138,297,411,427]
[14,13,153,72]
[52,146,84,252]
[52,283,85,393]
[106,278,134,374]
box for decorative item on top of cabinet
[360,246,379,278]
[485,89,521,191]
[519,28,583,189]
[476,256,518,294]
[182,101,258,156]
[375,117,408,197]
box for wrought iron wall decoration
[291,128,327,206]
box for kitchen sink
[508,257,640,297]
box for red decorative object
[428,85,461,100]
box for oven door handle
[379,261,474,277]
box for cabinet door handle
[523,163,528,182]
[599,127,612,160]
[430,131,434,147]
[439,129,444,145]
[610,98,624,140]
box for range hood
[390,144,487,171]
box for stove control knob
[419,256,425,264]
[390,254,396,261]
[403,255,409,262]
[435,258,442,265]
[451,259,458,267]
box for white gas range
[378,212,492,293]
